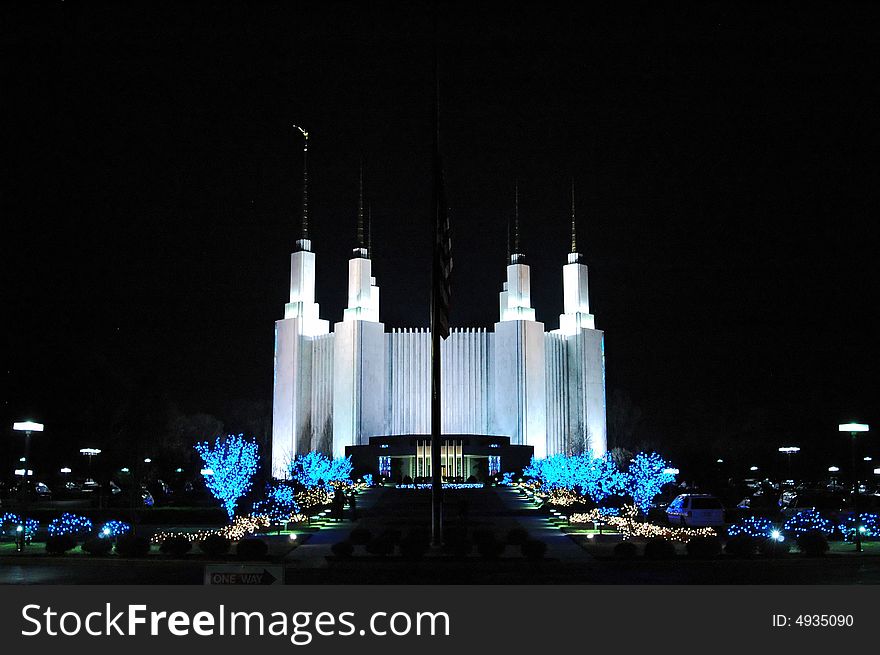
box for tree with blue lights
[287,452,352,491]
[727,516,776,538]
[783,509,833,536]
[524,452,626,501]
[195,434,260,520]
[624,452,676,512]
[253,481,300,523]
[47,513,93,537]
[581,453,628,502]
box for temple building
[271,160,606,481]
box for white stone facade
[271,242,607,479]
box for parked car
[666,494,725,527]
[780,492,851,523]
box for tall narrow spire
[570,179,577,254]
[293,125,309,241]
[514,182,520,254]
[367,202,373,258]
[506,212,510,262]
[357,162,365,249]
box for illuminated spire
[357,162,365,249]
[368,202,373,258]
[293,125,309,241]
[570,179,577,254]
[514,182,520,254]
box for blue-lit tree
[287,452,352,491]
[47,513,93,537]
[624,452,676,513]
[253,482,300,523]
[727,516,777,538]
[581,453,628,502]
[98,520,132,539]
[1,513,38,542]
[838,513,879,540]
[195,434,260,520]
[783,509,833,536]
[524,452,626,502]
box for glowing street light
[749,466,759,472]
[839,423,870,552]
[778,446,801,481]
[12,420,43,551]
[60,467,72,474]
[143,458,152,464]
[80,447,102,483]
[828,466,840,473]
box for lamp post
[12,421,44,551]
[839,423,869,552]
[80,448,101,483]
[778,446,800,482]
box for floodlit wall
[545,332,569,455]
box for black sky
[2,1,878,478]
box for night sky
[3,2,878,481]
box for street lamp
[80,448,102,483]
[778,446,800,481]
[12,421,44,551]
[828,466,840,473]
[839,423,870,552]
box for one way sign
[204,565,284,585]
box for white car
[666,494,725,527]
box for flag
[432,148,452,340]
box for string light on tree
[47,513,93,537]
[194,434,260,520]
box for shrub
[47,513,93,538]
[477,537,506,559]
[160,536,192,557]
[758,537,790,557]
[237,538,269,560]
[644,538,676,559]
[614,541,639,559]
[331,540,354,558]
[365,536,395,557]
[378,529,402,545]
[724,535,758,557]
[686,536,722,558]
[472,528,495,545]
[521,539,547,560]
[349,528,372,546]
[796,530,829,557]
[81,538,113,556]
[399,534,429,560]
[45,534,78,555]
[199,534,230,557]
[507,528,529,545]
[115,535,151,558]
